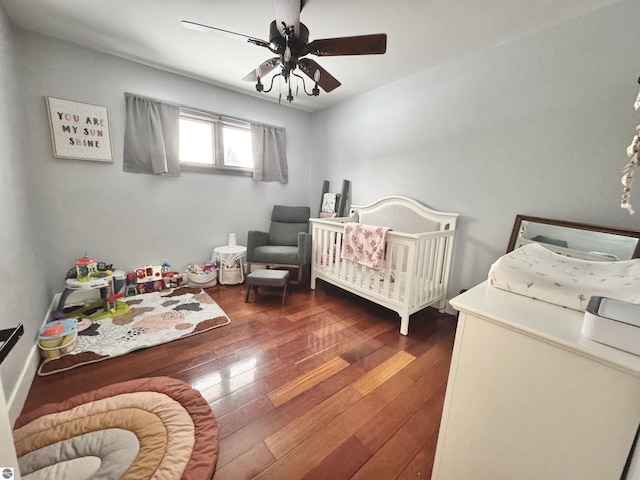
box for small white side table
[212,245,247,285]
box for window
[179,109,253,175]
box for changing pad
[488,243,640,311]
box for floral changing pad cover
[488,243,640,311]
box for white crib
[310,196,458,335]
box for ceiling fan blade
[298,58,341,92]
[273,0,302,37]
[242,57,281,82]
[304,33,387,56]
[182,20,271,49]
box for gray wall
[17,30,312,297]
[0,7,50,402]
[310,0,640,298]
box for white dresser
[432,282,640,480]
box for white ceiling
[1,0,623,112]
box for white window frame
[179,108,253,177]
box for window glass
[179,110,253,175]
[179,117,214,165]
[223,125,253,168]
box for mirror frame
[507,215,640,259]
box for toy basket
[187,269,218,287]
[220,265,244,285]
[38,319,78,359]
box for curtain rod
[124,92,285,130]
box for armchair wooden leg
[244,285,252,303]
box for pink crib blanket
[341,222,390,271]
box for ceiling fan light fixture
[184,0,387,104]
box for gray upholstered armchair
[246,205,312,284]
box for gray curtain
[251,124,288,183]
[123,93,180,176]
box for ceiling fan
[182,0,387,103]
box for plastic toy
[131,263,184,294]
[54,254,128,320]
[73,253,115,282]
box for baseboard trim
[6,293,62,424]
[7,346,40,424]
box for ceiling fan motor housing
[269,20,309,55]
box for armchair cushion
[251,245,299,265]
[269,222,309,246]
[268,205,311,246]
[271,205,310,223]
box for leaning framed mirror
[507,215,640,261]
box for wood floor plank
[285,304,333,322]
[213,440,275,480]
[355,357,451,452]
[253,371,415,479]
[303,434,373,480]
[350,384,447,480]
[216,386,329,467]
[267,356,350,407]
[351,350,417,396]
[264,385,362,459]
[294,329,374,372]
[396,429,440,480]
[21,282,457,479]
[339,335,386,365]
[311,312,363,338]
[213,330,274,358]
[401,318,457,359]
[402,331,455,381]
[200,362,303,408]
[298,362,368,407]
[218,394,275,440]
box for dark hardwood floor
[22,280,457,479]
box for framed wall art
[46,96,113,162]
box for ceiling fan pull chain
[287,83,294,103]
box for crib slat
[320,227,329,273]
[434,236,444,295]
[328,230,336,276]
[424,236,436,298]
[336,230,343,276]
[392,244,406,302]
[381,241,392,297]
[415,237,428,305]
